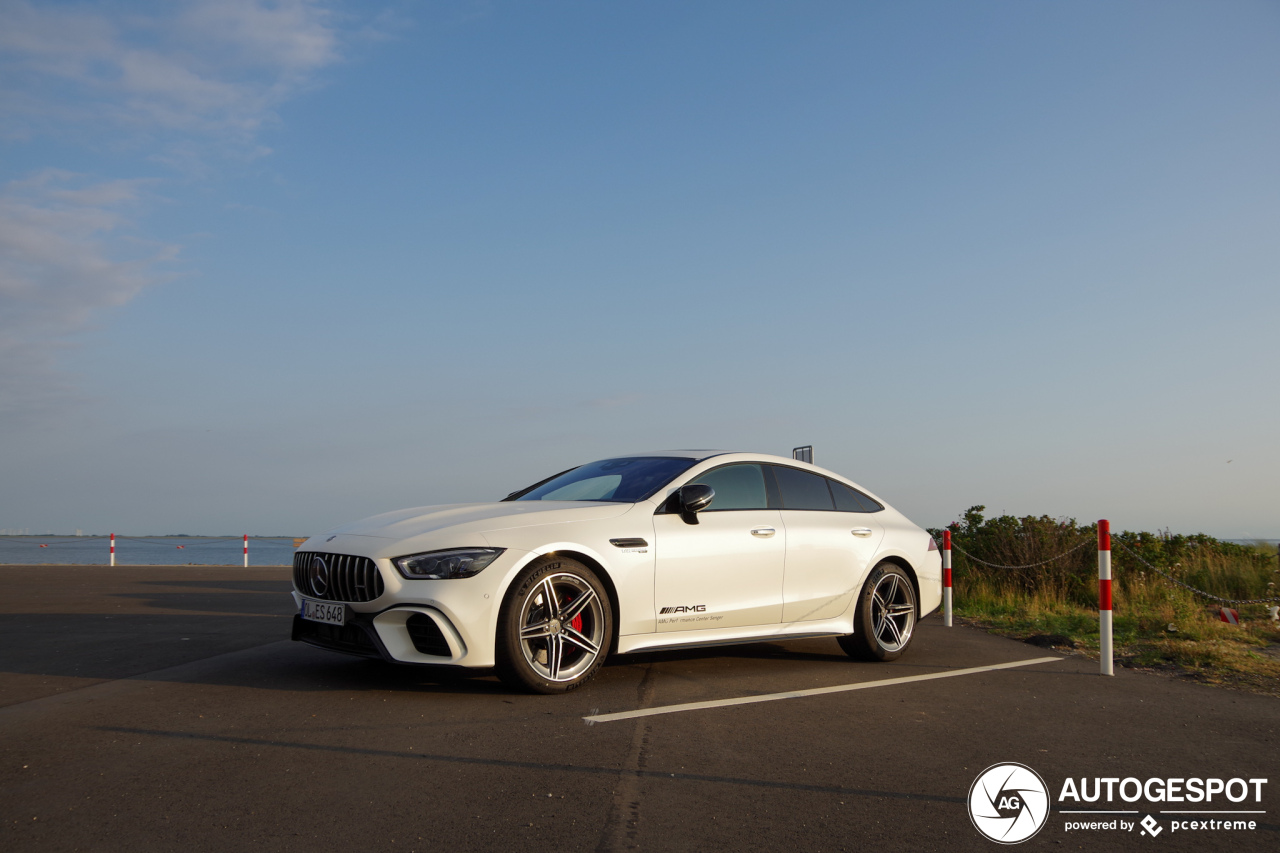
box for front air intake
[406,613,451,657]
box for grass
[939,509,1280,697]
[955,577,1280,696]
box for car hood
[321,501,634,542]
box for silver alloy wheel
[516,572,606,682]
[870,571,915,652]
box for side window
[771,465,835,511]
[829,480,883,513]
[688,463,770,511]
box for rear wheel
[495,556,612,694]
[838,563,917,662]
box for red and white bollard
[243,534,249,568]
[1098,519,1113,676]
[110,532,115,567]
[942,529,953,627]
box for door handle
[851,528,874,537]
[750,527,776,538]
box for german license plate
[300,598,346,626]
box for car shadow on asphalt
[0,613,515,699]
[1,610,953,700]
[105,578,296,615]
[273,656,514,695]
[134,578,294,593]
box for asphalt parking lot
[2,565,1276,852]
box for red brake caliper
[565,593,582,632]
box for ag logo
[968,763,1050,844]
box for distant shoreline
[0,535,300,539]
[0,562,292,567]
[0,536,300,567]
[0,534,1275,544]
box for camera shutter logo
[968,763,1050,844]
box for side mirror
[677,484,715,524]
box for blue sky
[1,0,1277,537]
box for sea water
[0,536,298,566]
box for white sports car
[291,451,942,693]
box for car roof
[575,451,885,506]
[602,450,821,467]
[603,449,858,482]
[603,449,732,461]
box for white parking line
[583,656,1063,723]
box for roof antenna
[792,445,813,464]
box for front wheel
[495,556,612,694]
[838,563,917,662]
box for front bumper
[292,613,383,659]
[290,545,526,668]
[291,599,475,667]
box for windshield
[509,457,697,503]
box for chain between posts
[948,535,1278,604]
[947,535,1095,570]
[1110,539,1280,605]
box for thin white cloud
[0,0,342,146]
[0,2,364,420]
[181,0,340,70]
[0,170,178,420]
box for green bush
[929,506,1278,608]
[931,508,1280,694]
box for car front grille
[293,551,385,602]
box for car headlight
[393,548,505,580]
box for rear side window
[829,480,883,513]
[689,463,769,511]
[854,486,883,512]
[771,465,835,511]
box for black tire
[838,562,917,662]
[495,556,612,694]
